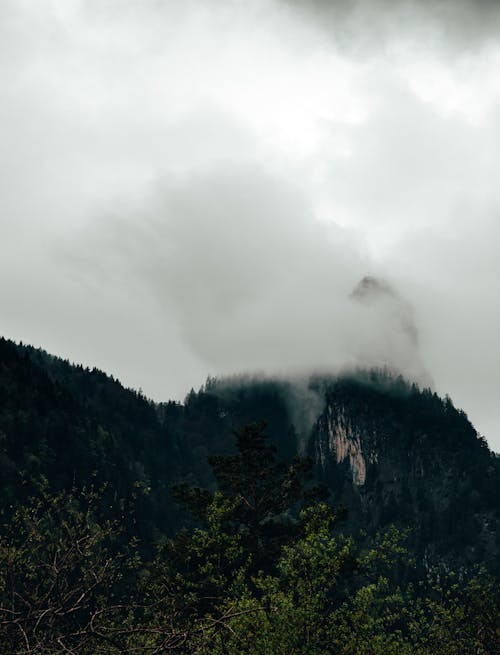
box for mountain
[1,336,499,571]
[310,373,500,572]
[0,337,178,545]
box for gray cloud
[282,0,500,53]
[76,163,427,378]
[351,276,420,349]
[0,0,499,450]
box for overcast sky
[1,0,499,450]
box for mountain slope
[1,337,498,571]
[310,373,500,571]
[0,338,178,543]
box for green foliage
[172,422,326,572]
[145,426,499,654]
[0,424,498,654]
[175,498,499,655]
[0,483,138,654]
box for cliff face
[315,402,376,486]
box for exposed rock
[321,403,368,485]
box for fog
[0,0,499,449]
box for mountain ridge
[1,336,499,571]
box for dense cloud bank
[0,0,499,448]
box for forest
[0,337,499,653]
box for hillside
[1,337,499,571]
[310,373,500,572]
[1,336,499,653]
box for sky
[1,0,499,450]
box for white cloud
[0,0,499,449]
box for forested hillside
[1,337,499,566]
[0,337,499,653]
[310,374,500,573]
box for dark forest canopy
[1,423,499,654]
[0,336,499,653]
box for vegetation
[1,423,498,654]
[2,337,499,573]
[1,337,499,652]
